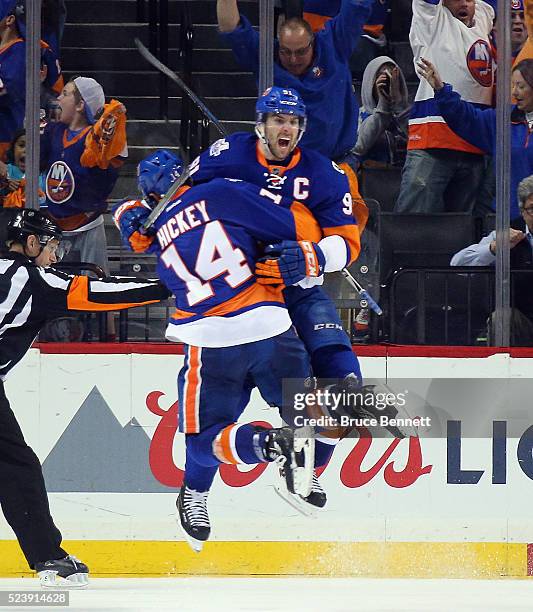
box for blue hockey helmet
[137,149,184,198]
[256,86,306,123]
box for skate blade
[273,484,318,518]
[39,571,89,589]
[292,431,315,498]
[183,532,204,553]
[175,510,205,553]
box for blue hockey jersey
[0,38,62,158]
[41,122,120,231]
[191,132,360,267]
[150,178,321,347]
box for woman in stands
[418,57,533,219]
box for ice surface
[0,577,532,611]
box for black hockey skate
[264,426,314,498]
[176,485,210,552]
[35,555,89,589]
[274,468,326,517]
[303,471,327,508]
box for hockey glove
[256,240,325,286]
[112,199,157,253]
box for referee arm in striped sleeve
[36,267,171,316]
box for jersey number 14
[161,221,252,306]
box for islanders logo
[466,40,494,87]
[46,161,75,204]
[264,171,287,190]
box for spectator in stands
[301,0,390,79]
[492,1,529,61]
[511,0,528,60]
[0,0,62,159]
[41,76,127,338]
[418,57,533,219]
[41,76,126,268]
[0,130,46,208]
[39,57,61,129]
[394,0,495,214]
[353,56,410,167]
[41,0,66,57]
[11,1,64,95]
[0,0,26,160]
[513,0,533,65]
[216,0,372,167]
[451,175,533,345]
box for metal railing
[387,267,533,346]
[137,0,211,159]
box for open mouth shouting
[278,137,291,152]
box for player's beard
[264,129,298,161]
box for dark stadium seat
[379,212,477,283]
[378,213,485,344]
[388,268,493,345]
[358,165,403,212]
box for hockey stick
[141,164,191,232]
[341,268,383,316]
[134,38,227,137]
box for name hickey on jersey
[156,200,210,249]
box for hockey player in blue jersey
[189,87,377,510]
[113,156,325,551]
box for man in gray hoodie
[353,55,410,167]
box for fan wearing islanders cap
[512,0,533,66]
[40,75,127,281]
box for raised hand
[416,57,444,91]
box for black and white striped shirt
[0,252,169,379]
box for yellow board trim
[1,541,529,579]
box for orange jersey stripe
[290,201,322,242]
[214,424,240,464]
[363,23,384,36]
[66,276,160,311]
[323,225,361,265]
[62,126,91,149]
[171,307,196,320]
[338,161,369,234]
[51,74,64,96]
[408,122,484,154]
[170,283,284,321]
[256,142,302,175]
[205,282,284,317]
[184,346,201,433]
[0,38,24,55]
[303,12,331,32]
